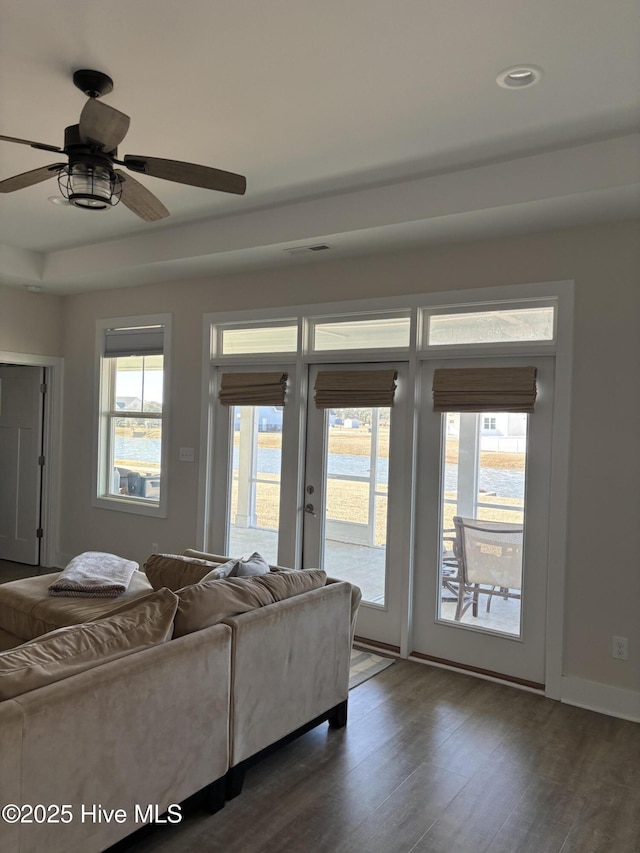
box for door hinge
[40,383,47,394]
[36,528,44,539]
[38,455,45,466]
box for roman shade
[314,369,398,408]
[104,325,164,357]
[218,372,288,406]
[432,366,537,412]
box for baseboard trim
[409,651,544,692]
[561,676,640,723]
[353,636,401,655]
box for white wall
[0,285,65,356]
[49,217,640,702]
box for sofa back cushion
[144,554,235,591]
[0,588,178,701]
[251,569,327,601]
[174,576,275,637]
[172,569,327,637]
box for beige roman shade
[314,369,398,408]
[432,366,537,412]
[218,372,288,406]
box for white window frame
[199,280,573,700]
[93,313,171,518]
[307,309,412,354]
[421,297,558,353]
[214,318,299,360]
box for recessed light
[24,285,43,293]
[496,65,542,89]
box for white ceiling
[1,0,639,294]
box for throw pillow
[0,588,178,701]
[233,552,270,577]
[183,549,274,576]
[143,553,234,591]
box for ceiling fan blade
[123,155,246,195]
[0,164,64,193]
[114,169,170,221]
[79,99,130,152]
[0,134,62,153]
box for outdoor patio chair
[452,516,523,621]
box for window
[95,317,170,516]
[483,417,497,430]
[310,314,411,351]
[218,322,298,355]
[424,304,555,347]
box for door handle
[304,503,317,517]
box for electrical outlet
[612,636,628,660]
[151,542,159,554]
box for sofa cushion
[0,571,154,641]
[173,576,275,637]
[143,553,235,591]
[0,588,178,701]
[251,568,327,601]
[173,568,329,637]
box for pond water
[232,447,525,498]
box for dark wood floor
[115,659,640,853]
[2,560,639,852]
[0,559,46,582]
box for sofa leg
[327,699,348,729]
[205,776,226,814]
[225,764,246,800]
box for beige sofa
[0,557,356,853]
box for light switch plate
[179,447,195,462]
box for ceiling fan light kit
[0,69,247,221]
[58,163,122,210]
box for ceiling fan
[0,69,246,221]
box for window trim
[93,313,171,518]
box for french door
[301,363,410,647]
[412,357,554,686]
[209,361,410,647]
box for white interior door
[0,364,44,564]
[412,357,554,686]
[302,363,410,648]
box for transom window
[424,304,556,347]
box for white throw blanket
[48,551,139,598]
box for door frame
[411,355,555,687]
[199,280,573,699]
[302,361,412,649]
[204,362,302,569]
[0,351,64,569]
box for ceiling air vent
[283,244,331,256]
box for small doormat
[349,648,395,690]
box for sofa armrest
[0,700,23,853]
[224,582,351,766]
[12,624,232,853]
[326,576,362,646]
